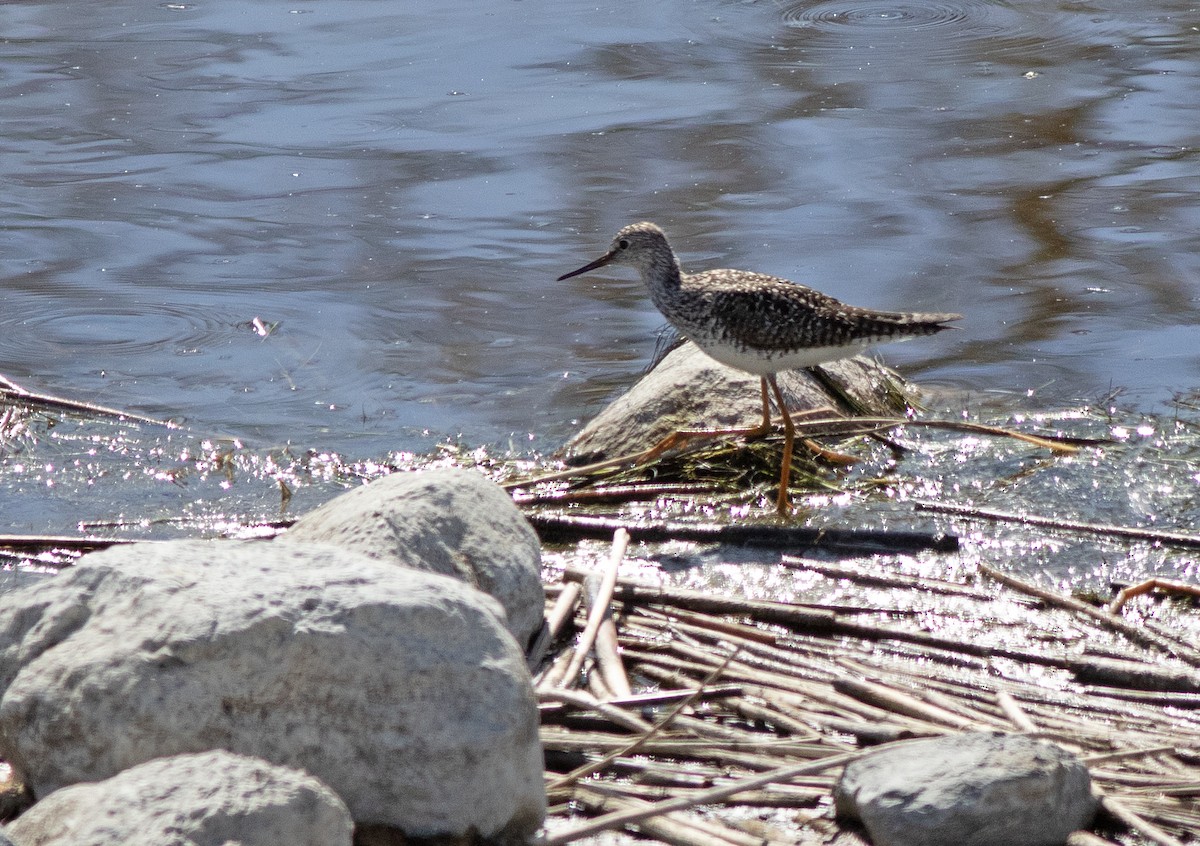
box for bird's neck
[638,252,683,296]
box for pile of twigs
[534,530,1200,846]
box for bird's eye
[617,239,629,249]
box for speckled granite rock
[567,341,917,461]
[5,750,352,846]
[280,468,544,645]
[834,732,1096,846]
[0,540,545,840]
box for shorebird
[558,221,962,514]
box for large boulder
[0,540,545,840]
[566,341,918,461]
[834,732,1096,846]
[280,468,544,645]
[5,750,352,846]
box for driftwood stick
[0,376,177,428]
[542,751,862,846]
[559,530,629,689]
[531,512,958,554]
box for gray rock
[0,540,545,840]
[280,468,544,645]
[567,341,918,461]
[834,732,1097,846]
[6,750,352,846]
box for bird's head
[557,222,675,281]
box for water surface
[2,0,1199,559]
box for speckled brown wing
[682,272,958,355]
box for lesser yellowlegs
[558,221,962,514]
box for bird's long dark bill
[557,251,615,281]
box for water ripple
[778,0,1146,62]
[0,302,241,363]
[782,0,974,31]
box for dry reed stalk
[633,652,940,737]
[995,689,1038,731]
[539,689,655,734]
[920,500,1200,553]
[542,752,863,846]
[830,676,983,731]
[549,648,740,791]
[644,606,787,646]
[1099,795,1187,846]
[545,581,583,640]
[588,759,718,790]
[572,783,781,846]
[559,529,629,688]
[539,685,745,715]
[833,658,1009,731]
[1066,833,1122,846]
[541,729,831,763]
[587,581,632,697]
[732,699,821,740]
[541,541,1200,844]
[587,669,617,701]
[780,556,992,600]
[979,562,1200,666]
[0,374,176,427]
[1084,744,1176,768]
[536,648,576,691]
[1091,770,1198,788]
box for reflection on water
[1,2,1198,456]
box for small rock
[280,468,544,645]
[834,732,1097,846]
[567,341,918,461]
[0,540,545,840]
[5,750,352,846]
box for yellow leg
[765,375,794,515]
[753,377,772,436]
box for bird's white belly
[691,337,887,375]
